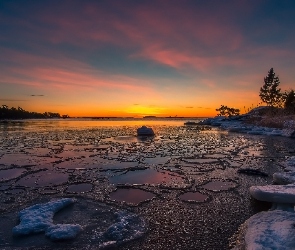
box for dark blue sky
[1,0,295,116]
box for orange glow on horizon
[3,95,262,118]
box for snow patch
[104,211,147,243]
[13,198,82,241]
[243,210,295,250]
[201,116,295,138]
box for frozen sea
[1,118,295,249]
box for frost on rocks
[233,210,295,250]
[12,198,82,240]
[104,211,147,244]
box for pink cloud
[7,1,247,70]
[0,49,157,94]
[2,1,294,93]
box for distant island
[0,105,69,119]
[143,116,157,118]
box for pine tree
[284,89,295,114]
[259,68,282,107]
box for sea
[0,118,294,249]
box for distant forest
[0,105,68,119]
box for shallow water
[109,188,156,205]
[178,191,209,202]
[0,118,294,249]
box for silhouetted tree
[259,68,282,107]
[0,105,62,119]
[216,105,240,117]
[284,89,295,114]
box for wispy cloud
[0,99,27,102]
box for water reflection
[110,168,186,187]
[15,170,69,187]
[178,191,209,203]
[0,118,202,132]
[66,183,93,193]
[109,188,155,205]
[0,168,26,181]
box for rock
[283,120,295,129]
[232,210,295,250]
[237,168,268,177]
[137,126,154,136]
[273,172,295,185]
[282,129,295,138]
[250,184,295,211]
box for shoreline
[200,114,295,249]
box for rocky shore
[200,111,295,249]
[199,108,295,138]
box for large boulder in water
[137,126,154,136]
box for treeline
[0,105,66,119]
[216,67,295,117]
[259,68,295,113]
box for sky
[1,0,295,117]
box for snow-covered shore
[199,112,295,138]
[231,156,295,249]
[205,111,295,249]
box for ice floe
[273,156,295,184]
[13,198,82,240]
[233,210,295,250]
[232,156,295,249]
[45,224,83,241]
[103,210,147,244]
[11,197,147,246]
[250,184,295,211]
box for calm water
[0,118,294,249]
[0,118,203,132]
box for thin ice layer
[45,224,83,241]
[104,211,147,243]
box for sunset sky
[1,1,295,117]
